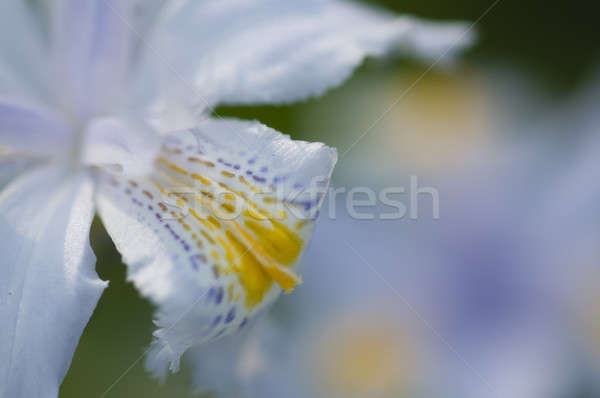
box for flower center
[151,141,308,309]
[310,316,413,397]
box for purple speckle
[260,166,268,173]
[215,328,226,338]
[273,175,288,184]
[190,253,206,270]
[206,287,216,302]
[131,198,143,207]
[225,308,236,323]
[215,287,224,305]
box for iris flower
[0,1,472,396]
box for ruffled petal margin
[95,118,336,380]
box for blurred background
[61,0,600,397]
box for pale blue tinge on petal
[0,97,73,157]
[81,117,160,177]
[0,166,106,398]
[0,0,51,101]
[145,0,474,112]
[0,152,38,189]
[51,0,136,119]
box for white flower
[0,0,473,396]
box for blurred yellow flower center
[312,321,409,397]
[387,70,490,171]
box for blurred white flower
[541,70,600,395]
[0,0,473,396]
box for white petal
[95,118,336,380]
[51,0,135,118]
[81,117,160,177]
[0,1,51,100]
[148,0,473,108]
[130,0,170,52]
[0,151,38,189]
[0,166,107,398]
[0,97,72,157]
